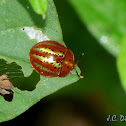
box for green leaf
[29,0,47,19]
[0,0,81,122]
[69,0,126,57]
[117,36,126,91]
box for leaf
[0,0,81,122]
[117,36,126,92]
[69,0,126,57]
[29,0,47,19]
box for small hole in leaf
[1,90,14,102]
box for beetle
[29,40,83,78]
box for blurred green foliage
[29,0,47,19]
[117,36,126,94]
[69,0,126,57]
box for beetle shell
[29,40,74,77]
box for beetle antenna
[74,67,84,78]
[76,53,84,65]
[74,53,84,78]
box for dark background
[1,0,126,126]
